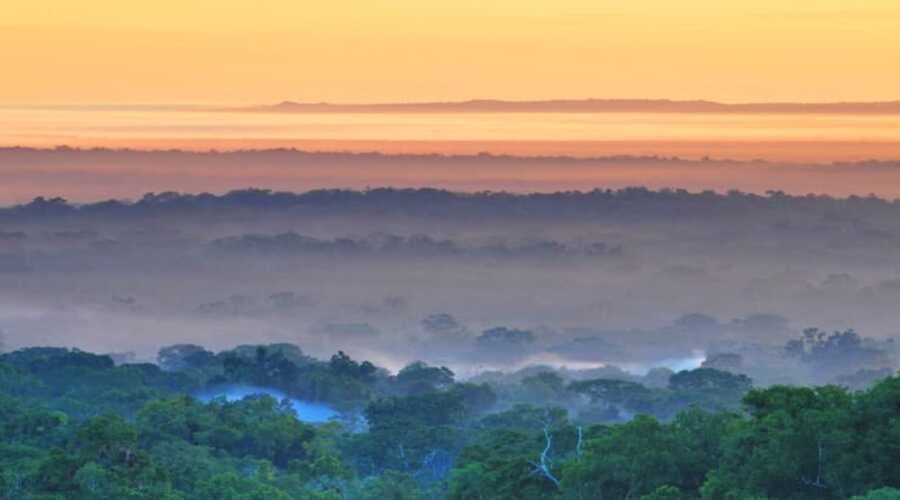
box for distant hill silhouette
[233,99,900,114]
[4,146,900,201]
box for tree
[329,351,377,383]
[158,344,216,372]
[521,372,567,402]
[785,328,890,378]
[75,414,139,466]
[74,461,115,498]
[568,378,660,418]
[704,380,900,499]
[395,362,455,395]
[561,415,681,499]
[668,368,752,411]
[449,383,498,415]
[448,425,564,500]
[359,391,467,476]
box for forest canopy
[1,342,898,499]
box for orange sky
[2,0,900,105]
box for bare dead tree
[801,439,828,490]
[576,425,584,461]
[529,415,562,489]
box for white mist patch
[194,384,339,423]
[619,350,707,376]
[451,351,707,379]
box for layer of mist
[5,147,900,202]
[1,188,898,388]
[193,384,338,423]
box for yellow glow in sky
[3,0,900,104]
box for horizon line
[5,97,900,113]
[239,98,900,115]
[7,144,900,166]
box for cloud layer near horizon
[4,147,900,203]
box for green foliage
[568,378,660,417]
[448,427,561,500]
[395,361,455,395]
[567,368,751,422]
[561,415,682,498]
[640,485,684,500]
[853,487,900,500]
[521,372,568,403]
[330,351,377,383]
[0,348,195,419]
[667,368,753,410]
[1,344,898,499]
[138,394,317,467]
[352,391,467,477]
[366,390,466,431]
[704,378,900,499]
[448,382,498,415]
[356,470,425,500]
[195,471,292,500]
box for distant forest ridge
[236,98,900,114]
[5,145,900,165]
[4,185,900,216]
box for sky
[2,0,900,105]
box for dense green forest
[1,344,898,499]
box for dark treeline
[7,146,900,201]
[1,342,898,499]
[4,185,900,220]
[209,233,619,260]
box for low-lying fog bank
[193,384,339,423]
[1,187,899,388]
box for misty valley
[6,0,900,496]
[1,188,899,499]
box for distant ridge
[234,99,900,114]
